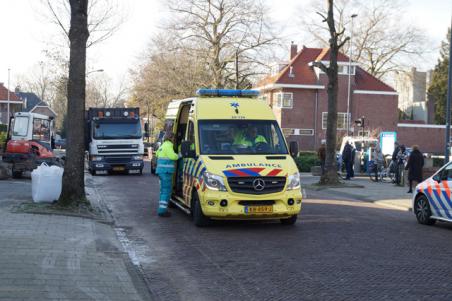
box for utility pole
[346,14,357,137]
[444,17,452,164]
[7,68,10,132]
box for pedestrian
[372,145,385,182]
[155,132,180,217]
[391,142,400,165]
[394,145,408,185]
[317,143,326,175]
[405,145,424,193]
[342,141,353,180]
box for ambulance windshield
[198,120,288,155]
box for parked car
[54,138,66,149]
[413,161,452,225]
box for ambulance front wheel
[414,194,436,225]
[280,215,298,225]
[192,192,210,227]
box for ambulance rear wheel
[414,194,436,225]
[192,192,210,227]
[280,215,297,225]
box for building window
[318,64,356,75]
[275,92,293,108]
[357,130,370,137]
[322,112,350,130]
[282,128,314,136]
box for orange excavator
[2,112,58,178]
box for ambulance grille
[227,177,286,195]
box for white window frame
[317,63,356,75]
[275,92,293,109]
[282,128,314,136]
[322,112,350,130]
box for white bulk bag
[31,163,64,203]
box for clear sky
[0,0,450,89]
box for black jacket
[342,144,352,162]
[392,146,400,161]
[406,149,424,182]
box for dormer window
[314,61,357,75]
[289,66,295,78]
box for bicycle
[368,160,395,183]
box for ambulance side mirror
[181,140,195,158]
[289,141,299,158]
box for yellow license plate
[246,206,273,214]
[113,166,125,171]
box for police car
[413,161,452,225]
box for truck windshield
[93,119,142,140]
[198,120,288,155]
[12,116,29,137]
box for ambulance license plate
[113,166,125,171]
[246,206,273,214]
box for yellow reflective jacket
[156,141,178,161]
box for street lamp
[6,68,10,131]
[346,13,357,137]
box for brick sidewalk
[0,180,150,301]
[301,173,413,211]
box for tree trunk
[319,0,342,185]
[59,0,89,205]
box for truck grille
[105,156,132,164]
[227,177,286,195]
[97,144,139,154]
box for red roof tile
[257,46,395,93]
[354,67,396,92]
[0,83,21,101]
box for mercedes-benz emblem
[252,178,265,191]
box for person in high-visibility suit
[155,132,179,217]
[248,127,267,145]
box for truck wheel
[90,169,96,176]
[139,169,143,175]
[192,192,210,227]
[280,215,298,225]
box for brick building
[0,83,23,125]
[256,44,398,151]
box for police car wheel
[414,195,436,225]
[192,192,210,227]
[280,215,297,225]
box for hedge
[294,152,320,172]
[0,124,6,133]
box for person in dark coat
[342,141,353,180]
[405,145,424,193]
[317,143,326,175]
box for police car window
[441,163,452,180]
[198,120,288,155]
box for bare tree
[166,0,278,88]
[300,0,427,79]
[59,0,89,205]
[41,0,124,48]
[311,0,349,185]
[86,74,128,108]
[129,34,212,127]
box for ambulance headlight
[203,172,227,192]
[287,172,301,190]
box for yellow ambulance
[164,89,302,226]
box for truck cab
[163,89,302,226]
[86,108,145,175]
[3,112,56,178]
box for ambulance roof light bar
[196,89,260,97]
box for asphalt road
[92,162,452,301]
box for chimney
[290,41,298,60]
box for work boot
[158,211,171,217]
